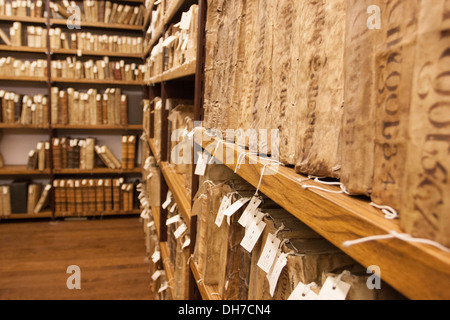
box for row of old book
[53,178,137,215]
[50,57,143,82]
[50,0,146,26]
[187,164,405,300]
[0,57,47,78]
[0,182,51,216]
[0,23,144,55]
[0,90,48,125]
[203,0,450,248]
[27,136,136,171]
[50,87,128,126]
[143,4,198,81]
[0,0,45,18]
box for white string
[255,162,272,196]
[342,231,450,253]
[370,202,399,220]
[333,271,351,289]
[235,152,259,173]
[303,282,318,296]
[209,140,224,164]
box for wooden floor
[0,217,153,300]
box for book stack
[47,29,143,54]
[50,0,145,26]
[121,135,136,169]
[0,57,47,78]
[94,143,121,170]
[26,25,47,48]
[0,0,45,18]
[50,87,128,126]
[0,90,49,126]
[0,182,50,216]
[50,57,143,82]
[27,141,50,171]
[53,177,136,215]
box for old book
[96,179,105,213]
[88,179,96,213]
[34,184,51,214]
[104,178,113,211]
[127,135,136,169]
[1,185,11,216]
[96,94,102,125]
[112,178,121,211]
[401,1,450,247]
[59,180,67,214]
[95,145,112,169]
[27,183,42,214]
[10,181,28,214]
[74,180,83,214]
[81,179,89,212]
[121,135,128,169]
[52,138,62,171]
[66,179,76,214]
[0,28,11,45]
[85,138,95,170]
[37,142,45,171]
[102,145,121,169]
[371,0,419,212]
[59,90,68,125]
[120,94,128,125]
[294,0,346,177]
[341,0,386,196]
[27,149,38,170]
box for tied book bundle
[203,0,450,248]
[49,0,146,26]
[0,90,48,126]
[53,177,137,216]
[50,87,128,126]
[50,57,143,82]
[0,182,51,216]
[0,0,46,18]
[191,164,405,300]
[0,57,47,78]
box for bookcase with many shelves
[0,0,146,220]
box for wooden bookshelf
[194,128,450,300]
[0,166,51,176]
[54,209,141,218]
[152,206,161,240]
[0,76,47,82]
[0,124,49,130]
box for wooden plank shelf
[52,48,143,59]
[194,128,450,300]
[160,161,191,225]
[189,259,222,300]
[0,45,47,54]
[54,209,141,218]
[160,241,176,299]
[0,16,47,24]
[53,168,142,175]
[52,124,143,130]
[0,210,53,220]
[152,206,161,240]
[51,78,143,86]
[0,76,47,82]
[0,166,51,176]
[0,124,49,130]
[146,59,196,85]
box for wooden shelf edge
[0,124,49,129]
[160,161,191,224]
[50,19,144,31]
[0,166,51,175]
[52,48,143,59]
[0,45,47,54]
[54,209,140,218]
[0,210,53,220]
[152,206,161,240]
[52,78,143,86]
[160,242,175,299]
[189,258,222,300]
[146,59,196,85]
[52,124,143,130]
[194,128,450,300]
[0,16,47,24]
[0,76,46,82]
[53,168,142,175]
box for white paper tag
[152,249,161,263]
[174,223,188,239]
[240,211,266,253]
[238,196,262,227]
[288,282,319,300]
[158,281,168,293]
[162,191,172,209]
[215,195,231,227]
[266,252,288,297]
[169,202,178,213]
[147,221,155,228]
[194,152,207,176]
[257,234,281,274]
[140,209,149,219]
[223,197,251,217]
[166,214,181,225]
[317,276,351,300]
[151,270,162,281]
[182,236,191,249]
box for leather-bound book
[27,183,42,214]
[96,179,105,213]
[52,138,62,171]
[88,179,96,213]
[10,181,28,214]
[66,179,76,214]
[27,149,38,170]
[104,179,113,211]
[120,94,128,125]
[34,184,51,214]
[127,135,136,169]
[59,179,67,214]
[74,180,83,214]
[112,178,121,212]
[121,135,128,169]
